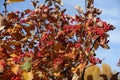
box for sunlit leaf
[75,5,84,14]
[11,64,20,75]
[22,71,34,80]
[53,72,60,77]
[88,13,93,19]
[60,1,63,6]
[10,54,18,58]
[79,62,87,73]
[56,0,63,6]
[71,67,78,74]
[97,21,103,27]
[72,47,75,54]
[84,65,101,80]
[101,64,112,78]
[71,62,87,74]
[0,26,5,31]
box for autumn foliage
[0,0,115,80]
[84,64,119,80]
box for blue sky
[94,0,120,71]
[0,0,120,71]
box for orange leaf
[53,72,60,77]
[22,71,34,80]
[11,64,20,75]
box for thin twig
[3,0,7,15]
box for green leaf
[22,58,31,71]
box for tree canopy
[0,0,115,80]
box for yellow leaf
[31,31,34,36]
[71,67,75,71]
[77,63,82,69]
[88,13,93,19]
[71,67,77,73]
[58,50,65,53]
[101,64,112,78]
[11,64,20,75]
[22,71,34,80]
[84,65,101,80]
[72,64,82,74]
[8,0,25,2]
[72,47,75,54]
[53,72,60,77]
[10,54,18,57]
[80,62,87,72]
[71,62,87,74]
